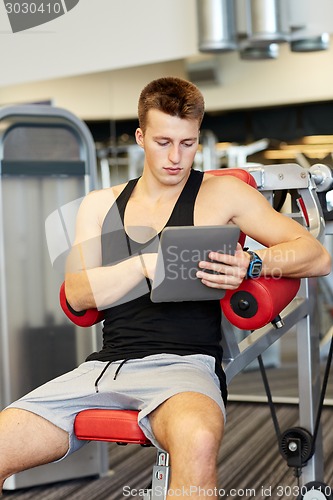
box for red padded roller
[59,282,104,327]
[221,277,301,330]
[74,409,151,445]
[209,168,257,189]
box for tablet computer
[150,225,240,303]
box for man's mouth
[163,167,181,174]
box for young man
[0,77,331,498]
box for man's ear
[135,128,144,148]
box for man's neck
[137,169,191,203]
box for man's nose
[168,145,181,164]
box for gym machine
[222,162,333,499]
[0,105,108,489]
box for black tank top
[86,169,227,404]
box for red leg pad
[74,409,151,445]
[59,282,104,327]
[221,277,301,330]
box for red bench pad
[74,409,151,445]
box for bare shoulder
[82,182,126,208]
[84,182,127,202]
[77,182,128,227]
[201,172,255,199]
[198,171,269,224]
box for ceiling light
[240,43,279,60]
[290,32,330,52]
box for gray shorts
[6,353,226,460]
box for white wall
[2,41,333,121]
[0,0,197,87]
[202,40,333,111]
[0,60,187,120]
[1,0,333,121]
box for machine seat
[74,409,151,446]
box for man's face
[135,109,200,185]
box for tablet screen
[150,225,240,302]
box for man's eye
[183,142,195,147]
[157,141,168,146]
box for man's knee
[171,412,223,455]
[150,393,224,457]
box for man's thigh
[0,407,69,478]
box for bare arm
[197,177,331,289]
[65,190,157,311]
[234,180,331,277]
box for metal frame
[222,277,325,484]
[0,105,97,189]
[221,163,330,486]
[0,105,98,409]
[143,450,170,500]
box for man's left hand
[196,243,250,290]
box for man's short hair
[138,77,205,133]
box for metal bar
[221,315,241,363]
[151,450,169,499]
[1,160,86,176]
[224,297,309,384]
[296,278,324,485]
